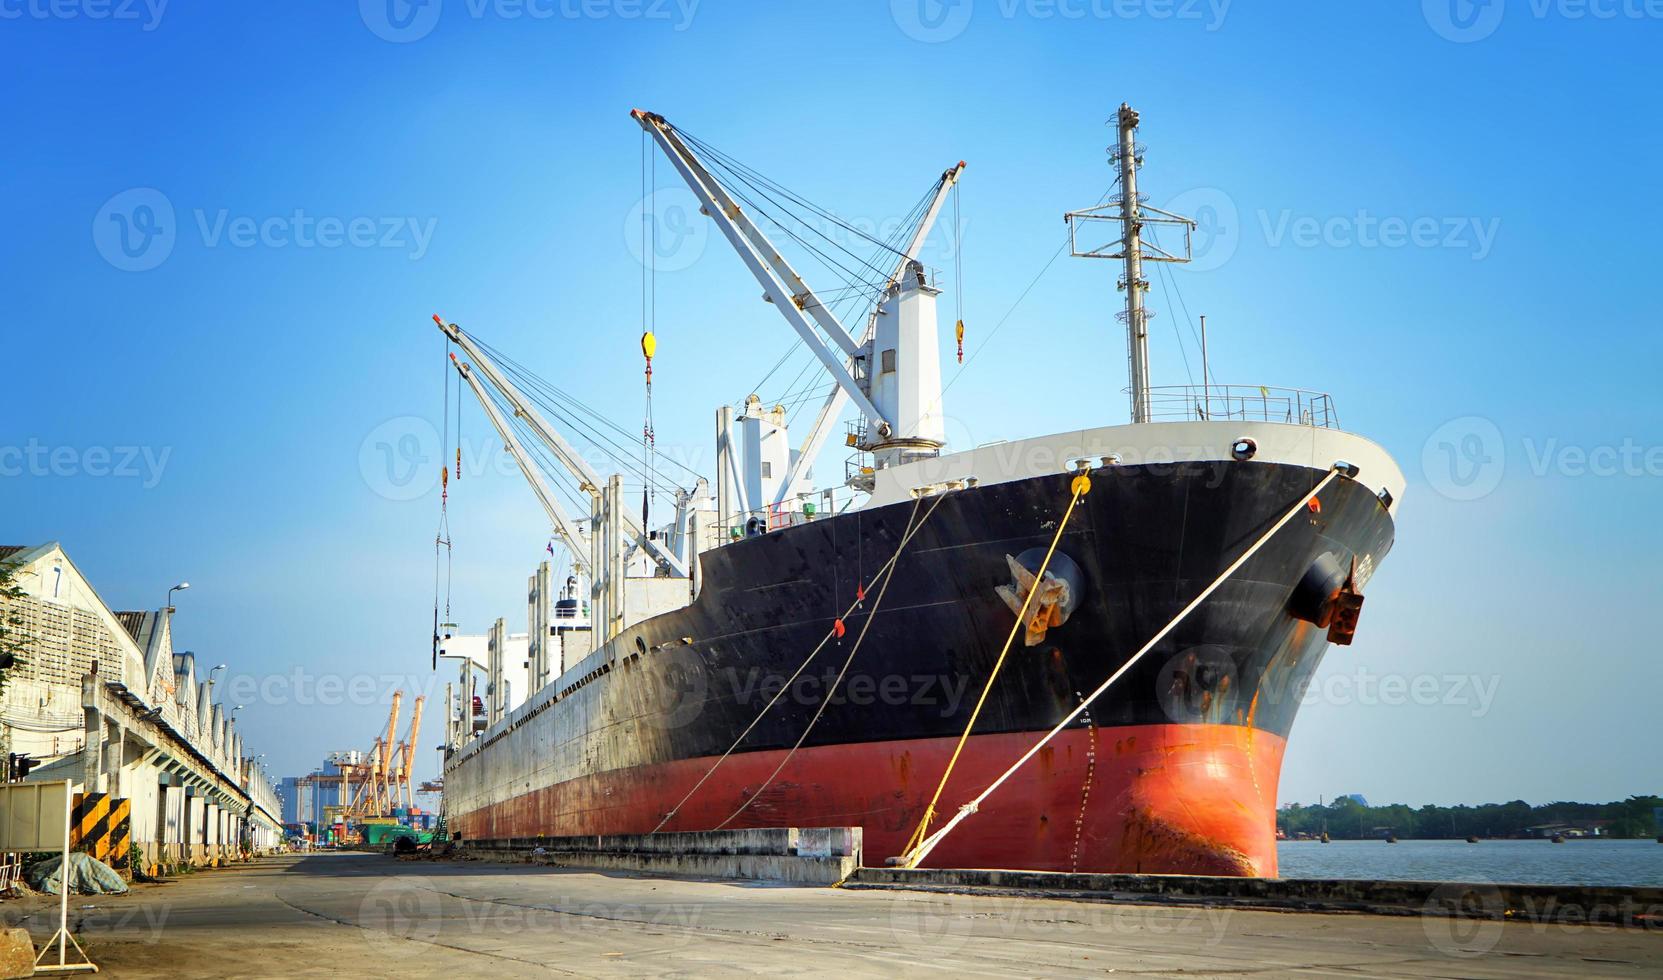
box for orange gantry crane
[341,692,425,820]
[393,694,424,811]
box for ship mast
[1066,103,1197,425]
[1115,104,1152,424]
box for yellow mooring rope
[898,469,1092,864]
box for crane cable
[642,133,658,532]
[714,490,951,831]
[711,147,937,408]
[649,490,947,835]
[477,336,700,488]
[433,337,455,670]
[899,468,1092,860]
[953,177,965,363]
[750,181,933,419]
[899,467,1343,869]
[922,178,1120,427]
[642,330,656,532]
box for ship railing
[1143,384,1340,429]
[713,490,842,546]
[845,455,876,492]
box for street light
[165,581,190,612]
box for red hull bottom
[452,723,1287,877]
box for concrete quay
[459,827,862,884]
[0,851,1656,978]
[849,866,1663,928]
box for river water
[1276,838,1663,886]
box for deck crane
[437,315,710,642]
[774,161,965,507]
[450,355,592,575]
[632,109,964,506]
[434,315,689,581]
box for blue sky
[3,2,1659,806]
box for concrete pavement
[1,852,1657,977]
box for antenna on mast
[1066,103,1197,424]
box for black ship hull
[445,456,1395,875]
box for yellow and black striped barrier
[70,792,131,871]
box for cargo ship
[434,105,1403,877]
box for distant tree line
[1277,795,1662,840]
[1,558,27,698]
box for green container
[363,824,432,846]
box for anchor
[995,551,1083,647]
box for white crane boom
[888,162,967,291]
[451,356,592,572]
[631,109,891,433]
[774,161,965,507]
[436,316,689,578]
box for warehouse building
[0,542,282,869]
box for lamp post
[165,581,190,612]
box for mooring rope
[898,466,1342,869]
[713,491,951,830]
[900,469,1093,859]
[649,490,948,835]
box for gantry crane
[340,693,397,821]
[341,693,426,821]
[392,695,424,811]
